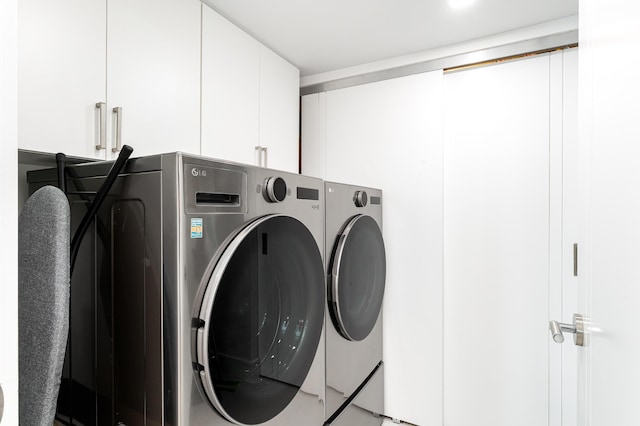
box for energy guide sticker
[191,218,203,239]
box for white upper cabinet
[258,46,300,173]
[107,0,201,158]
[19,1,298,165]
[201,5,300,172]
[18,0,106,159]
[201,6,260,166]
[18,0,201,159]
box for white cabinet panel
[201,5,299,171]
[201,5,259,165]
[560,47,580,426]
[1,0,18,421]
[19,0,200,159]
[323,72,444,426]
[443,55,552,426]
[259,47,299,173]
[301,93,326,179]
[18,0,106,159]
[107,0,201,158]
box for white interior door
[578,1,640,425]
[443,51,576,426]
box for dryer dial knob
[264,176,287,203]
[354,190,368,207]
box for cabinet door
[201,5,260,165]
[259,46,300,173]
[107,0,201,158]
[18,0,106,159]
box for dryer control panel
[264,176,287,203]
[353,190,368,207]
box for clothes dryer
[324,182,386,426]
[28,153,326,426]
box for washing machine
[27,153,326,426]
[324,182,386,426]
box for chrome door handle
[95,102,106,150]
[261,147,268,167]
[112,106,122,153]
[549,313,584,346]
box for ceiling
[202,0,578,77]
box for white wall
[0,0,19,422]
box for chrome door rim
[329,214,386,342]
[194,214,281,426]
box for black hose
[56,153,67,193]
[70,145,134,273]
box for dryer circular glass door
[193,214,324,425]
[329,214,386,342]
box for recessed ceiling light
[448,0,477,9]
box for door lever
[549,313,584,346]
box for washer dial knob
[353,190,368,207]
[264,177,287,202]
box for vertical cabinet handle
[255,146,262,166]
[112,106,122,153]
[254,146,269,167]
[95,102,106,150]
[261,147,268,168]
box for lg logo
[191,168,207,177]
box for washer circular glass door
[194,215,324,425]
[329,214,386,342]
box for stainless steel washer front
[324,182,386,426]
[27,153,327,426]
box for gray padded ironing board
[18,185,70,426]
